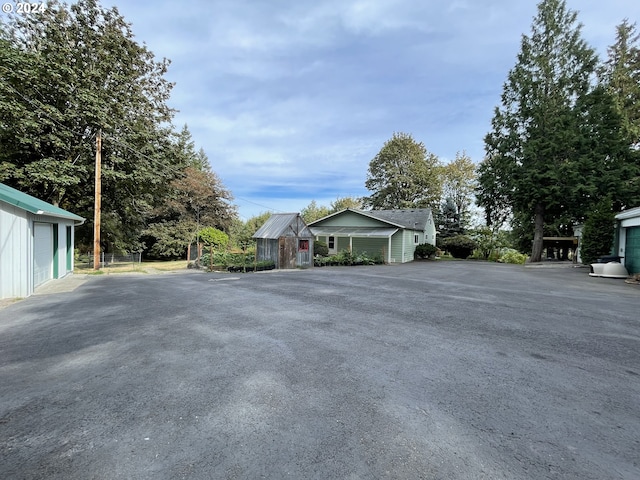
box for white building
[615,206,640,275]
[0,183,85,299]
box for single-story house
[0,183,85,299]
[253,213,314,269]
[615,206,640,275]
[308,208,436,263]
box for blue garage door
[626,227,640,275]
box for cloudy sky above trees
[105,0,640,219]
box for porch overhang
[309,226,399,238]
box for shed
[252,213,314,269]
[0,183,85,299]
[615,206,640,275]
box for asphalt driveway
[1,262,639,479]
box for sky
[104,0,640,220]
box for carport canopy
[309,226,398,238]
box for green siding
[390,231,403,262]
[313,210,392,228]
[352,238,387,257]
[337,236,351,251]
[626,227,640,274]
[403,230,417,262]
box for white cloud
[105,0,640,219]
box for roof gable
[252,213,314,239]
[0,183,84,223]
[309,209,398,228]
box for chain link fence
[76,252,142,269]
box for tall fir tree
[480,0,599,262]
[599,20,640,209]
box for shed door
[278,237,297,269]
[34,223,53,287]
[625,227,640,275]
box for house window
[328,236,335,249]
[299,239,309,252]
[414,234,420,244]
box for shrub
[441,235,477,259]
[198,227,229,250]
[499,248,527,264]
[415,243,438,259]
[313,249,384,267]
[314,240,329,257]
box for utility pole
[93,130,102,270]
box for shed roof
[0,183,85,223]
[252,213,314,239]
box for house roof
[364,209,432,230]
[309,208,432,230]
[252,213,314,239]
[0,183,85,224]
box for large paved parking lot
[1,261,639,479]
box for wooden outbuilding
[252,213,314,269]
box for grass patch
[142,260,189,271]
[75,259,189,275]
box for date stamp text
[2,2,47,14]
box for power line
[233,196,285,214]
[3,81,285,219]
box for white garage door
[34,223,53,287]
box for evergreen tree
[601,20,640,147]
[580,198,615,265]
[599,20,640,209]
[480,0,599,262]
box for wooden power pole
[93,130,102,270]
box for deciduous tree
[0,0,181,251]
[364,132,442,210]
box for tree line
[2,0,638,263]
[0,0,236,258]
[295,0,640,263]
[477,0,640,262]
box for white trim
[615,206,640,221]
[620,217,640,228]
[327,235,337,255]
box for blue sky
[106,0,640,220]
